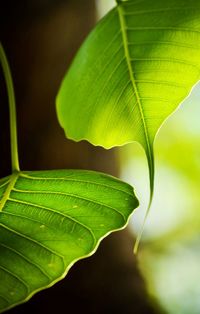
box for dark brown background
[0,1,164,313]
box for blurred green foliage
[120,83,200,314]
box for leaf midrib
[117,4,152,155]
[0,172,19,212]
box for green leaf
[56,0,200,196]
[0,169,138,312]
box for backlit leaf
[57,0,200,196]
[0,169,138,312]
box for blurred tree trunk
[0,1,162,313]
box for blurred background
[0,0,200,313]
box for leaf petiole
[0,43,20,173]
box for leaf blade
[0,169,138,313]
[56,0,200,198]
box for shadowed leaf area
[0,169,138,313]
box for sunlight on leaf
[57,0,200,204]
[0,169,138,313]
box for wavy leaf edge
[0,169,138,313]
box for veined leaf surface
[57,0,200,192]
[0,169,138,313]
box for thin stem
[0,43,20,172]
[133,146,154,254]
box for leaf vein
[0,223,65,261]
[0,242,51,281]
[117,3,154,183]
[0,180,11,190]
[126,26,200,34]
[0,173,19,212]
[0,265,30,294]
[123,7,197,15]
[10,190,126,223]
[7,198,97,245]
[0,294,10,305]
[130,57,200,72]
[135,79,187,90]
[19,173,133,197]
[128,40,200,50]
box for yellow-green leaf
[56,0,200,197]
